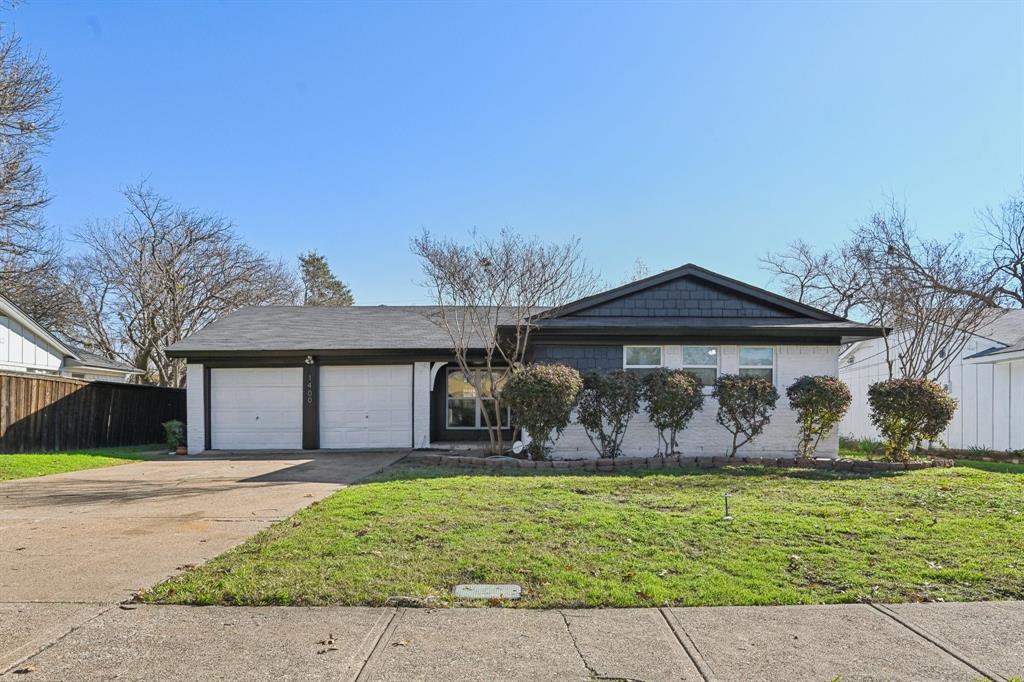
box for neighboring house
[167,263,880,457]
[839,309,1024,451]
[0,292,141,383]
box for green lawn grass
[0,445,165,481]
[145,454,1024,608]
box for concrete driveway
[0,450,407,603]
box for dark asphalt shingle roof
[166,306,522,354]
[66,346,141,373]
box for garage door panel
[320,365,411,449]
[210,368,302,450]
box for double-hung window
[739,347,774,383]
[681,346,718,387]
[623,345,662,369]
[446,368,511,429]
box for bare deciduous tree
[68,184,299,386]
[0,30,70,328]
[412,229,598,454]
[981,184,1024,307]
[763,199,1000,380]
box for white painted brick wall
[549,344,840,459]
[185,362,205,454]
[413,361,432,448]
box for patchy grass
[0,445,164,481]
[146,457,1024,608]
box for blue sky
[11,1,1024,304]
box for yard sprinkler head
[723,493,733,521]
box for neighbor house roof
[65,346,141,374]
[0,292,140,375]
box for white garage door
[210,367,303,450]
[320,365,412,449]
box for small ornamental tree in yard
[713,374,779,457]
[868,378,958,462]
[576,370,642,459]
[641,369,705,456]
[786,376,852,457]
[502,363,583,460]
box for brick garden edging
[405,452,954,473]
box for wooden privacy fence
[0,372,186,452]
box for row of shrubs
[501,363,957,463]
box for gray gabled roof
[540,263,848,322]
[168,264,884,357]
[165,306,517,356]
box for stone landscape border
[406,452,954,472]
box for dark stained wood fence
[0,372,186,452]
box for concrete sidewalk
[2,602,1021,681]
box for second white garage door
[319,365,412,449]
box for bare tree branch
[412,228,598,454]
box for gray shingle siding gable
[530,344,622,373]
[569,277,791,318]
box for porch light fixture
[304,355,314,365]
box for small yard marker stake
[723,493,733,521]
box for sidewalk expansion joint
[869,603,1007,682]
[658,608,718,682]
[353,607,401,682]
[0,603,115,676]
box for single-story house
[840,309,1024,451]
[0,292,141,383]
[168,263,881,457]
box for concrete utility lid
[453,584,522,600]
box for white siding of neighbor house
[0,315,63,373]
[186,362,205,454]
[548,344,840,459]
[839,334,1024,451]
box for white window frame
[445,367,511,430]
[681,345,719,392]
[623,345,664,369]
[738,346,776,385]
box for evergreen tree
[299,251,354,306]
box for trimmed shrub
[712,374,779,457]
[502,363,583,460]
[576,370,642,459]
[868,378,958,462]
[786,376,852,457]
[641,369,705,456]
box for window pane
[625,346,661,366]
[739,347,773,366]
[739,368,773,381]
[447,371,476,399]
[447,398,477,427]
[479,371,506,397]
[687,368,718,386]
[682,346,717,366]
[480,399,511,428]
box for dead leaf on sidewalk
[392,640,409,647]
[316,647,338,655]
[118,604,137,610]
[12,664,36,674]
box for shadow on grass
[354,458,908,487]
